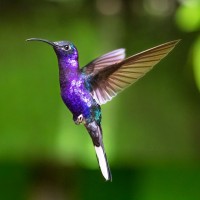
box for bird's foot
[74,114,85,125]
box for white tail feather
[94,146,109,181]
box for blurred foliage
[193,36,200,91]
[175,0,200,92]
[175,0,200,32]
[0,0,200,199]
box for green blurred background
[0,0,200,199]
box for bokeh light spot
[193,36,200,91]
[175,0,200,32]
[143,0,175,17]
[96,0,122,16]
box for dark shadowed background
[0,0,200,199]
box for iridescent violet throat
[26,37,179,181]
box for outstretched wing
[83,40,180,105]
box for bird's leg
[74,114,85,125]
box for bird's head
[26,38,78,60]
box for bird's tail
[85,121,112,181]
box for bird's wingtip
[174,39,181,44]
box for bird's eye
[63,45,70,51]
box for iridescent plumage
[27,38,180,181]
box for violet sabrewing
[26,38,180,181]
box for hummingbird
[26,38,179,181]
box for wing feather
[84,40,180,105]
[82,48,126,74]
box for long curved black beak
[26,38,57,47]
